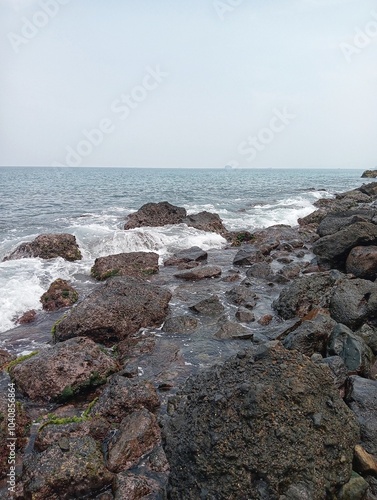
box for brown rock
[16,309,37,324]
[174,265,221,281]
[113,472,161,500]
[346,246,377,280]
[3,233,82,262]
[107,408,161,473]
[258,314,273,326]
[54,277,171,345]
[40,279,78,311]
[163,315,199,334]
[0,349,14,370]
[92,375,160,423]
[164,246,208,267]
[354,444,377,476]
[91,252,159,281]
[10,337,118,402]
[361,170,377,178]
[235,307,255,323]
[124,202,186,229]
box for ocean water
[0,167,365,334]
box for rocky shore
[1,185,377,498]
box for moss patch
[39,398,98,432]
[6,351,38,373]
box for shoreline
[1,180,377,498]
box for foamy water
[0,167,364,334]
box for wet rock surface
[10,337,118,402]
[182,211,227,235]
[40,278,79,311]
[174,265,222,280]
[164,246,208,266]
[91,252,159,280]
[54,276,171,344]
[163,343,359,500]
[3,233,82,262]
[124,201,186,229]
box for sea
[0,167,366,337]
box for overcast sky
[0,0,376,168]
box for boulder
[274,272,339,319]
[182,211,227,234]
[174,265,221,281]
[318,210,376,237]
[40,279,79,311]
[22,436,113,499]
[346,376,377,456]
[163,343,359,499]
[338,472,369,500]
[9,337,118,402]
[329,278,377,329]
[233,245,265,266]
[283,313,336,357]
[354,445,377,477]
[359,182,377,198]
[327,324,374,376]
[91,252,159,281]
[252,224,306,253]
[3,233,82,262]
[355,324,377,355]
[189,295,224,316]
[226,281,258,309]
[361,170,377,178]
[313,222,377,268]
[54,277,171,345]
[124,202,186,229]
[163,315,198,334]
[92,375,160,423]
[107,408,161,473]
[164,246,207,267]
[346,246,377,280]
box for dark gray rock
[235,307,255,323]
[359,182,377,197]
[274,272,339,320]
[163,315,198,334]
[226,280,258,309]
[283,313,336,357]
[91,252,159,280]
[164,246,207,267]
[319,356,348,391]
[346,245,377,280]
[3,233,82,262]
[355,323,377,355]
[124,202,186,229]
[318,211,376,238]
[346,376,377,455]
[361,170,377,179]
[54,277,171,345]
[163,343,359,500]
[189,295,224,316]
[327,324,374,376]
[313,222,377,268]
[329,278,377,329]
[233,245,265,266]
[246,262,274,280]
[182,211,227,235]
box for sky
[0,0,376,168]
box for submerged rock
[226,280,258,309]
[163,315,199,334]
[91,252,159,280]
[124,201,186,229]
[164,246,207,267]
[54,277,171,345]
[40,279,78,311]
[189,295,224,316]
[3,233,82,262]
[163,343,359,499]
[10,337,118,402]
[174,265,221,281]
